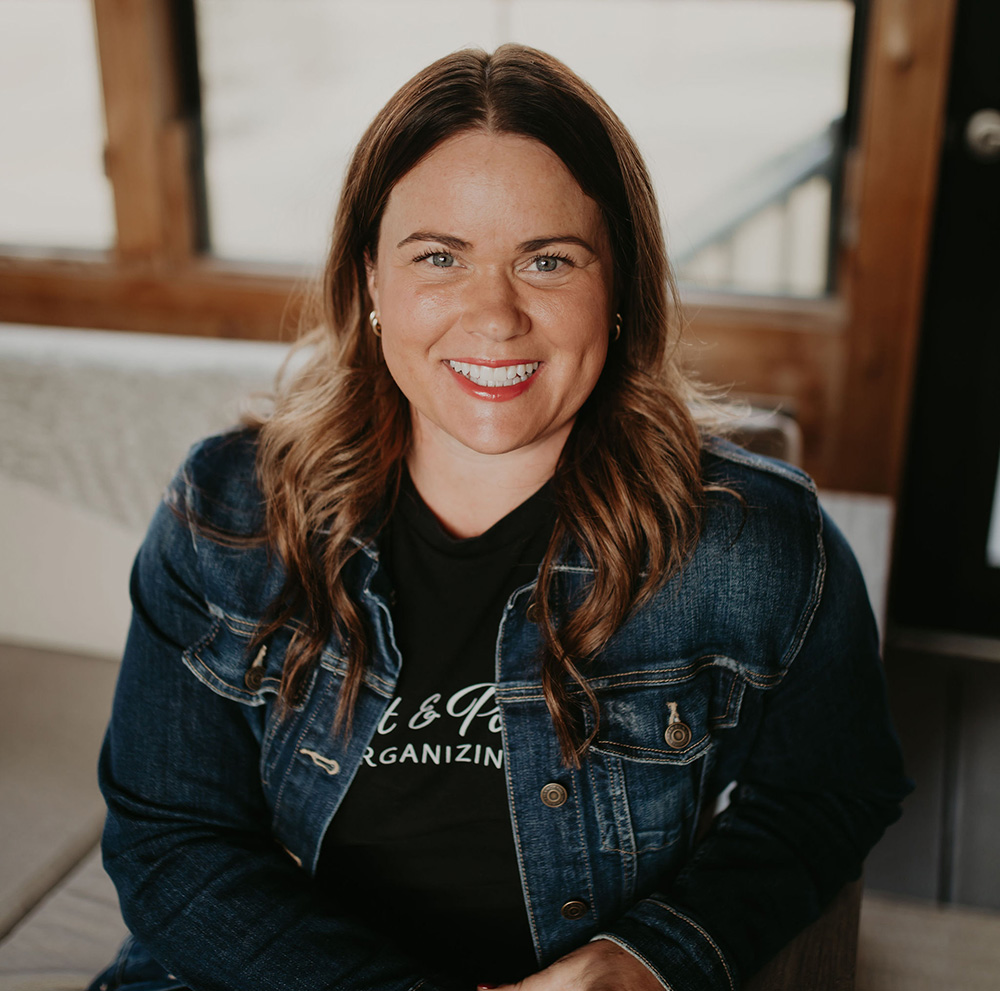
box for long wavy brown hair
[250,45,712,766]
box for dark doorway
[870,0,1000,908]
[890,0,1000,640]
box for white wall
[0,324,288,658]
[0,475,140,659]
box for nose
[459,268,528,341]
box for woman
[91,45,909,991]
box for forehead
[379,130,605,242]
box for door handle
[965,109,1000,163]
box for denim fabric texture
[93,429,910,991]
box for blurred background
[0,1,997,989]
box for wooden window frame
[0,0,956,493]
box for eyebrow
[396,232,470,251]
[395,231,597,254]
[517,235,597,254]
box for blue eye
[428,252,454,267]
[528,254,571,272]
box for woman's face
[366,130,614,465]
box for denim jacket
[94,429,909,991]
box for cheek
[379,333,418,389]
[379,321,446,401]
[544,298,610,365]
[579,340,610,396]
[534,272,612,330]
[379,279,457,335]
[568,318,611,399]
[379,342,427,416]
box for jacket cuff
[593,898,737,991]
[588,935,670,990]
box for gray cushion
[0,846,126,991]
[0,644,118,939]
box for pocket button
[561,899,588,920]
[664,722,692,749]
[540,783,568,808]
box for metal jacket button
[245,644,267,690]
[561,899,588,920]
[540,783,568,808]
[664,722,692,748]
[664,701,692,749]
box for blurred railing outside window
[0,0,113,251]
[195,0,854,297]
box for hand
[484,938,662,991]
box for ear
[364,249,379,312]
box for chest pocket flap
[182,607,295,706]
[585,660,744,853]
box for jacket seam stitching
[646,899,736,991]
[590,745,711,768]
[587,753,625,854]
[703,434,815,492]
[717,674,741,727]
[495,657,782,695]
[184,650,261,705]
[196,608,396,696]
[500,728,543,964]
[568,771,600,928]
[271,681,330,823]
[777,498,828,675]
[596,735,710,759]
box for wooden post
[92,0,198,266]
[833,0,958,494]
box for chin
[460,436,532,457]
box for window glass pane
[0,0,113,251]
[196,0,853,298]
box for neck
[406,425,568,539]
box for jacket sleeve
[593,510,911,990]
[98,470,461,991]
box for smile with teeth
[447,360,540,387]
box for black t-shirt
[318,474,556,984]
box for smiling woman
[368,131,614,533]
[89,44,909,991]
